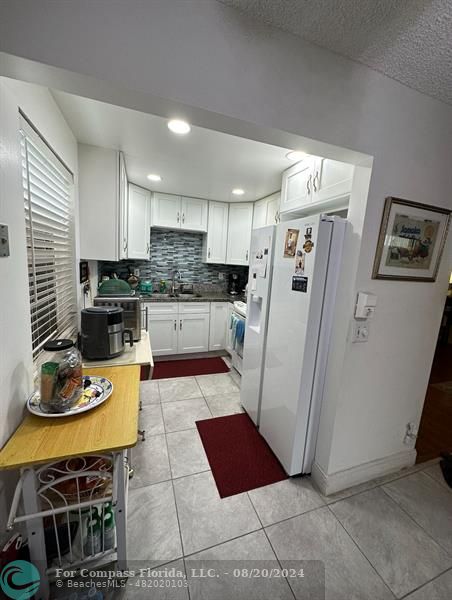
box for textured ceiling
[220,0,452,105]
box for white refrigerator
[241,225,276,425]
[242,214,346,476]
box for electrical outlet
[352,320,369,343]
[134,268,140,277]
[218,272,224,280]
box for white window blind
[20,119,77,358]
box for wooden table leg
[22,467,50,600]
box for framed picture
[372,197,451,281]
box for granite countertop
[141,293,245,303]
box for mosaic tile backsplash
[99,229,249,290]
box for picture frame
[372,197,451,282]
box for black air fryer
[80,307,133,360]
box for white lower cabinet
[148,314,178,356]
[178,313,210,354]
[148,301,231,356]
[209,302,229,351]
[225,303,234,354]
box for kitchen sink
[148,292,203,299]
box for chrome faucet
[171,269,182,295]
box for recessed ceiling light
[232,188,245,196]
[147,173,162,182]
[167,119,191,135]
[286,150,307,161]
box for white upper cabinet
[79,144,126,261]
[118,152,129,259]
[280,157,316,214]
[226,202,253,265]
[266,192,281,224]
[281,156,354,215]
[253,197,268,229]
[253,192,281,228]
[127,184,151,259]
[203,201,229,264]
[151,192,182,228]
[181,197,208,232]
[312,157,354,203]
[151,193,208,232]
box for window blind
[20,120,77,358]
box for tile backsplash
[99,229,248,290]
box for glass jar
[40,339,83,412]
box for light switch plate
[0,224,10,257]
[352,320,369,343]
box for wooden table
[0,365,140,599]
[0,365,140,470]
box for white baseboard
[311,449,417,496]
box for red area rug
[152,357,229,380]
[196,413,288,498]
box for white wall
[0,77,78,526]
[1,0,452,489]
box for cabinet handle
[246,250,249,261]
[174,320,177,330]
[307,174,312,195]
[145,306,149,331]
[182,213,185,224]
[124,239,128,251]
[180,320,182,331]
[312,172,317,192]
[314,171,320,191]
[177,212,180,223]
[208,248,211,259]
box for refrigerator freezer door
[259,215,333,475]
[240,225,275,425]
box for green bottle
[102,502,115,550]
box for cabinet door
[280,158,315,213]
[266,192,281,224]
[181,197,208,232]
[148,314,178,356]
[78,145,120,261]
[151,193,181,228]
[209,302,228,351]
[312,158,354,204]
[178,313,210,354]
[128,184,151,259]
[226,203,253,265]
[225,303,234,354]
[204,201,228,264]
[253,198,268,229]
[119,152,129,259]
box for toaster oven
[93,295,142,341]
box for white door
[280,158,315,214]
[181,197,208,232]
[148,314,178,356]
[119,152,129,259]
[128,184,151,259]
[152,193,181,228]
[312,158,354,204]
[266,192,280,224]
[226,203,253,265]
[204,201,228,263]
[178,313,210,353]
[209,302,228,350]
[252,198,268,229]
